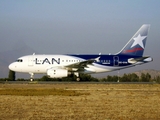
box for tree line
[0,70,160,83]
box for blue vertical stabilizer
[117,24,150,56]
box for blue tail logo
[117,24,150,56]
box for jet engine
[47,68,68,78]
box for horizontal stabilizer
[128,56,150,64]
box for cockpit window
[16,59,23,62]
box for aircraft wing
[65,57,100,71]
[128,56,150,64]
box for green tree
[129,73,139,82]
[120,74,129,82]
[146,73,151,82]
[112,75,118,82]
[39,75,60,81]
[140,73,151,82]
[8,70,15,81]
[155,76,160,83]
[106,75,112,82]
[99,78,107,82]
[140,73,145,82]
[79,73,92,81]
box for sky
[0,0,160,77]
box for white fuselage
[9,54,130,75]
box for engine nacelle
[47,68,68,78]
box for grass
[1,84,160,120]
[0,88,90,96]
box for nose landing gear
[29,72,34,81]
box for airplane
[9,24,153,81]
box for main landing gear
[74,72,80,81]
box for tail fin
[117,24,150,56]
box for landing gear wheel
[76,78,80,82]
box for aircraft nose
[8,63,16,71]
